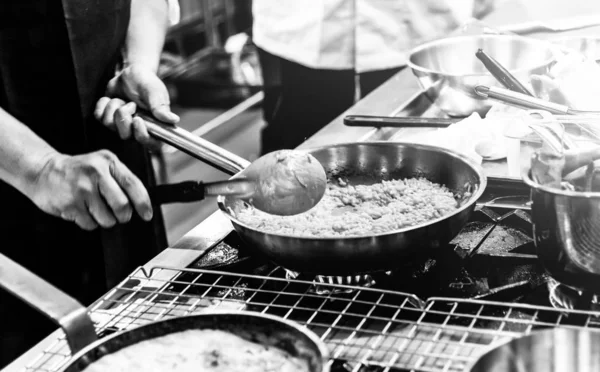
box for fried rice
[236,177,460,238]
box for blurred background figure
[252,0,496,154]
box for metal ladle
[137,113,327,216]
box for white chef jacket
[167,0,181,26]
[252,0,488,73]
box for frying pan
[0,253,329,372]
[217,142,486,274]
[142,116,486,275]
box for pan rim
[62,310,330,372]
[406,33,559,78]
[217,141,487,241]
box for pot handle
[136,111,251,176]
[0,253,98,354]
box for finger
[98,173,134,223]
[63,208,99,231]
[86,194,117,229]
[109,159,153,221]
[132,116,163,150]
[114,101,137,140]
[102,98,127,128]
[94,97,111,124]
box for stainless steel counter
[5,1,600,371]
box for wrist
[21,150,61,201]
[120,58,159,75]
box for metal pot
[468,328,600,372]
[0,253,329,372]
[523,170,600,292]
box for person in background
[252,0,496,154]
[0,0,179,366]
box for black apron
[0,0,167,366]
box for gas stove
[25,179,600,372]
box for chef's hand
[94,63,180,150]
[28,150,153,230]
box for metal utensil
[343,115,458,128]
[407,34,557,117]
[475,85,600,115]
[475,48,534,96]
[218,142,486,275]
[0,253,330,372]
[468,328,600,372]
[137,112,327,216]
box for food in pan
[84,329,310,372]
[236,177,461,237]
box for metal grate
[23,266,600,372]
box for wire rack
[23,266,600,372]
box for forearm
[122,0,171,72]
[0,108,57,197]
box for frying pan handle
[136,111,251,175]
[0,253,98,354]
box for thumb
[151,104,180,125]
[105,74,123,97]
[140,80,180,125]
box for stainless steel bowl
[468,328,600,372]
[407,34,559,117]
[523,170,600,293]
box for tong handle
[475,48,533,96]
[475,85,571,114]
[136,111,250,175]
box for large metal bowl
[523,170,600,293]
[407,34,559,117]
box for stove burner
[285,270,377,294]
[548,277,600,311]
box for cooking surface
[18,187,600,372]
[21,263,600,372]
